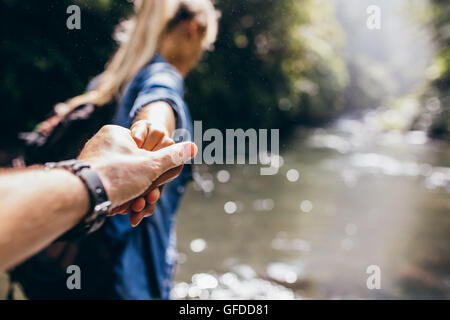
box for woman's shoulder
[136,55,184,92]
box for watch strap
[45,160,111,240]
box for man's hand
[77,124,196,226]
[111,120,182,226]
[0,124,196,271]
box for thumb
[149,142,197,175]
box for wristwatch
[45,159,112,240]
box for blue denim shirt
[105,54,193,299]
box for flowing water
[172,0,449,300]
[173,116,450,299]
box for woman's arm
[134,101,176,140]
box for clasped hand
[77,121,196,227]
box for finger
[142,203,156,218]
[153,136,175,152]
[130,120,150,148]
[112,182,161,217]
[129,203,156,227]
[138,166,183,199]
[109,202,132,215]
[152,165,183,187]
[149,142,197,177]
[142,127,166,151]
[129,211,144,227]
[131,197,146,212]
[146,188,160,204]
[125,166,182,213]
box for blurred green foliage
[187,0,348,134]
[0,0,130,146]
[0,0,347,147]
[426,0,450,140]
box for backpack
[15,102,116,166]
[9,101,117,299]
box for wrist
[49,168,91,219]
[45,160,111,240]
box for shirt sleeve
[129,65,187,131]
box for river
[173,116,450,299]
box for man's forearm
[0,123,197,272]
[0,168,89,271]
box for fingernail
[131,219,141,228]
[147,188,160,204]
[182,142,197,161]
[134,128,145,142]
[131,123,145,140]
[190,143,198,158]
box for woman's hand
[77,125,196,218]
[131,120,175,152]
[109,120,182,227]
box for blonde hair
[57,0,219,116]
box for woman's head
[59,0,219,115]
[160,0,219,76]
